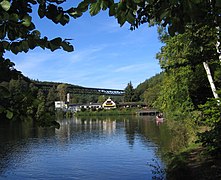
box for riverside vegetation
[74,108,138,117]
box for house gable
[102,98,116,109]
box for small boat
[156,114,164,125]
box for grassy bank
[158,111,221,179]
[74,108,138,116]
[166,144,221,180]
[164,114,221,180]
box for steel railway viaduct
[35,82,124,96]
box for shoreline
[74,108,138,116]
[166,145,221,179]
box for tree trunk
[203,62,219,99]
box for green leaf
[0,25,6,39]
[61,41,74,52]
[31,30,41,38]
[117,13,127,26]
[90,2,101,16]
[10,42,21,54]
[6,110,13,119]
[2,11,9,20]
[67,7,83,18]
[101,0,108,10]
[160,9,170,20]
[168,25,176,36]
[22,15,32,27]
[49,42,60,51]
[2,41,10,50]
[0,0,10,11]
[55,13,63,23]
[0,85,10,97]
[77,1,89,12]
[109,4,116,16]
[9,13,19,22]
[38,4,46,18]
[71,11,82,18]
[118,1,126,11]
[60,14,69,25]
[46,4,58,20]
[7,29,16,40]
[22,41,29,53]
[126,11,135,24]
[28,38,36,49]
[50,37,62,46]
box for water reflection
[0,120,56,175]
[0,116,189,179]
[56,118,117,137]
[55,116,176,160]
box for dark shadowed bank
[166,146,221,180]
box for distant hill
[134,72,164,102]
[32,80,82,89]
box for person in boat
[157,113,163,118]
[156,113,164,125]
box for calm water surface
[0,116,174,180]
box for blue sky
[6,6,163,90]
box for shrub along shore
[74,108,138,117]
[166,144,221,179]
[163,109,221,180]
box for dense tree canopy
[157,25,219,68]
[0,0,75,57]
[0,0,220,57]
[74,0,221,34]
[124,81,135,102]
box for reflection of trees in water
[139,117,171,151]
[123,116,164,149]
[122,115,191,177]
[124,117,138,147]
[55,117,117,145]
[123,116,190,156]
[0,120,56,175]
[58,116,189,154]
[0,116,191,177]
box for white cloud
[11,51,53,69]
[114,63,149,73]
[68,46,107,63]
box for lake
[0,116,179,180]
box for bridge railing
[35,83,124,96]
